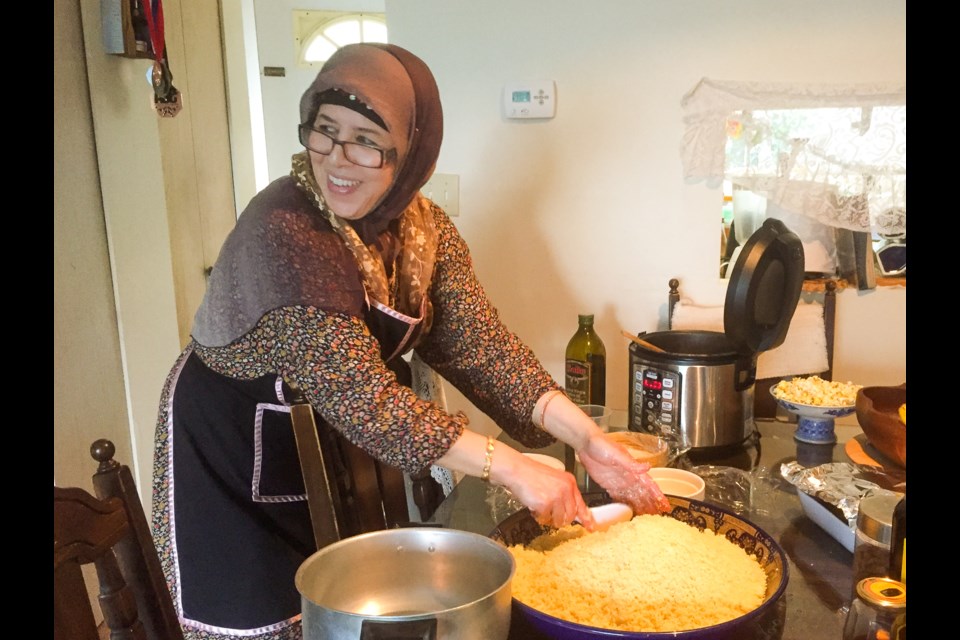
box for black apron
[169,303,425,633]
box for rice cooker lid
[724,217,805,356]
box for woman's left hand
[577,433,671,515]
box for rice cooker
[628,218,805,449]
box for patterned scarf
[291,151,437,332]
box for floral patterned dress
[151,177,558,639]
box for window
[681,78,906,286]
[294,11,387,68]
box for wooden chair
[289,387,445,552]
[667,277,837,419]
[54,440,184,640]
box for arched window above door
[294,11,387,68]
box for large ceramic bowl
[855,384,906,468]
[490,493,788,640]
[770,387,856,444]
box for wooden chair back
[289,387,444,551]
[54,439,184,640]
[667,277,838,419]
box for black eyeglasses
[298,124,391,169]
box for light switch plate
[422,173,459,217]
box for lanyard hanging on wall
[143,0,182,118]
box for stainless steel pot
[296,527,515,640]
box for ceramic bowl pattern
[770,387,856,445]
[490,493,789,639]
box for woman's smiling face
[308,103,398,220]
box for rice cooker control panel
[630,366,680,434]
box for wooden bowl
[855,384,906,468]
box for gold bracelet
[536,390,564,430]
[481,436,495,482]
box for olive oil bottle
[565,314,606,406]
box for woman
[152,42,667,639]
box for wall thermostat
[503,80,556,119]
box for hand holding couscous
[772,376,862,407]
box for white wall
[380,0,907,431]
[241,0,906,436]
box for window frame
[293,10,388,69]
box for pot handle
[734,354,758,392]
[359,618,437,640]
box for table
[429,419,874,639]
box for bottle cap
[855,577,906,611]
[578,314,594,323]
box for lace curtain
[681,78,906,236]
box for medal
[153,88,183,118]
[150,58,182,118]
[143,0,182,118]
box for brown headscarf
[191,44,444,347]
[299,43,444,243]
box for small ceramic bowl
[855,384,906,468]
[647,467,706,501]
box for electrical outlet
[422,173,460,216]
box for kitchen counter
[429,418,875,639]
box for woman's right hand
[435,429,596,529]
[576,432,670,515]
[500,455,596,530]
